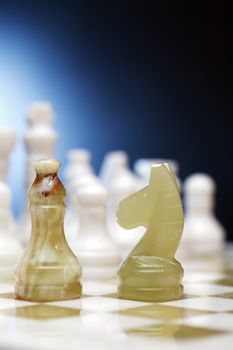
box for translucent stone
[117,163,184,302]
[15,159,82,301]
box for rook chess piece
[15,159,82,301]
[117,163,184,302]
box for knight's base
[15,281,82,302]
[118,284,183,302]
[117,255,183,302]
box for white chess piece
[100,151,143,256]
[65,149,94,190]
[134,158,181,188]
[19,102,58,245]
[100,150,139,187]
[64,149,95,244]
[65,173,100,246]
[72,182,120,281]
[0,127,17,183]
[178,173,225,258]
[0,182,22,281]
[0,126,17,234]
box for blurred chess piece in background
[0,182,22,282]
[64,149,96,244]
[0,126,17,234]
[100,150,144,258]
[0,126,17,183]
[19,102,58,245]
[177,173,226,271]
[72,181,120,281]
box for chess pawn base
[118,256,183,302]
[15,280,82,302]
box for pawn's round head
[34,159,61,176]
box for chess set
[0,102,231,350]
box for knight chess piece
[15,159,82,301]
[117,163,184,302]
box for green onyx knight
[15,159,82,302]
[117,163,184,302]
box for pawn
[72,182,120,281]
[178,173,225,258]
[65,149,94,190]
[0,127,17,182]
[15,159,82,301]
[65,173,100,245]
[0,182,22,281]
[100,150,139,187]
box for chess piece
[64,149,95,243]
[65,149,94,190]
[108,175,144,258]
[100,150,143,256]
[0,182,22,281]
[19,102,58,245]
[178,173,225,258]
[0,126,17,234]
[15,159,82,301]
[65,173,100,245]
[134,158,181,188]
[117,163,184,302]
[0,127,17,182]
[100,150,139,187]
[72,182,120,281]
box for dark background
[0,1,232,238]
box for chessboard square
[179,313,233,332]
[214,292,233,299]
[116,303,213,321]
[212,277,233,287]
[124,323,227,340]
[174,325,228,340]
[0,304,81,320]
[82,281,117,296]
[163,296,233,312]
[80,296,149,313]
[0,297,34,310]
[184,283,233,296]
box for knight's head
[116,163,178,230]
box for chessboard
[1,247,233,350]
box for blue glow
[0,22,87,217]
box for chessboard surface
[1,247,233,350]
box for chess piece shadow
[117,163,184,302]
